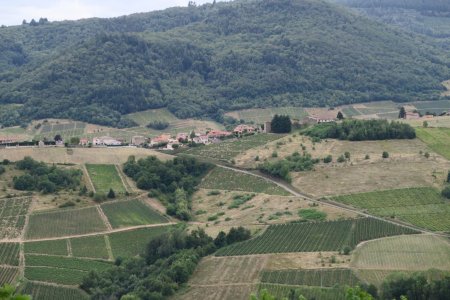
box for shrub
[298,208,327,221]
[107,188,116,199]
[207,190,221,196]
[323,155,332,163]
[271,151,278,158]
[146,121,169,130]
[342,245,351,255]
[0,165,5,175]
[337,155,345,163]
[93,193,107,202]
[59,201,76,208]
[382,151,389,159]
[441,186,450,199]
[365,154,370,160]
[344,151,350,159]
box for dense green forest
[0,0,449,127]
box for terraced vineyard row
[215,218,418,256]
[261,269,361,287]
[0,267,19,285]
[0,243,20,266]
[21,282,89,300]
[333,187,450,231]
[258,283,345,300]
[0,197,32,239]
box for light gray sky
[0,0,216,26]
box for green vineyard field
[101,199,168,228]
[261,269,361,287]
[0,267,19,285]
[70,235,109,260]
[21,282,89,300]
[258,283,345,300]
[25,239,68,256]
[0,243,20,266]
[0,197,32,239]
[86,164,127,194]
[333,187,450,231]
[215,218,418,256]
[25,206,108,239]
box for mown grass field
[24,255,112,285]
[333,187,450,231]
[101,199,168,228]
[0,196,31,239]
[215,218,417,256]
[25,207,108,239]
[225,107,308,124]
[186,134,284,161]
[21,282,89,300]
[199,167,290,196]
[85,164,127,194]
[416,127,450,160]
[351,235,450,271]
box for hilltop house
[193,135,210,145]
[0,136,19,144]
[304,111,337,124]
[93,136,122,146]
[150,134,171,146]
[233,125,256,134]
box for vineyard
[415,127,450,160]
[25,239,68,256]
[0,196,32,239]
[225,107,308,124]
[333,187,450,231]
[101,199,168,228]
[0,267,19,285]
[24,255,112,285]
[25,206,108,239]
[70,235,110,260]
[258,283,346,300]
[34,122,86,141]
[186,134,284,161]
[85,164,127,194]
[0,243,20,266]
[260,269,361,287]
[21,282,89,300]
[199,167,290,196]
[351,235,450,271]
[215,218,418,256]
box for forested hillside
[0,0,449,127]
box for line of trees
[81,226,251,299]
[123,155,212,220]
[303,120,416,141]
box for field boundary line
[115,164,131,193]
[24,222,176,242]
[27,279,84,288]
[83,164,96,193]
[96,205,113,231]
[66,239,73,257]
[104,235,114,261]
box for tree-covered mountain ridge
[0,0,449,127]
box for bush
[365,154,370,160]
[0,165,5,175]
[342,245,351,255]
[107,188,116,199]
[442,186,450,199]
[382,151,389,159]
[147,121,170,130]
[323,155,332,163]
[337,155,345,163]
[271,151,278,158]
[93,193,107,202]
[298,208,327,221]
[59,201,76,208]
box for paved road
[217,164,450,238]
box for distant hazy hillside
[0,0,449,127]
[335,0,450,12]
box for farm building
[233,124,256,134]
[150,134,171,146]
[405,112,420,120]
[304,111,337,124]
[207,130,232,138]
[176,132,189,142]
[79,138,89,146]
[93,136,122,146]
[193,135,210,145]
[0,136,19,144]
[131,136,147,146]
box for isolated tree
[271,114,292,133]
[107,188,116,199]
[337,111,344,120]
[214,231,227,247]
[423,121,428,128]
[70,137,80,145]
[29,19,37,26]
[54,134,62,142]
[21,19,27,25]
[399,107,406,119]
[323,155,332,163]
[382,151,389,159]
[442,186,450,199]
[190,130,196,139]
[344,151,351,159]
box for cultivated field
[192,189,356,226]
[186,134,285,161]
[225,107,308,124]
[34,122,86,141]
[21,282,89,300]
[416,127,450,160]
[25,206,108,239]
[85,164,127,194]
[292,159,448,197]
[179,284,256,300]
[258,284,345,300]
[199,167,290,196]
[24,255,112,285]
[0,147,172,164]
[25,239,68,256]
[101,199,168,228]
[70,235,110,260]
[351,235,450,271]
[261,268,361,287]
[124,108,179,126]
[0,196,31,239]
[333,187,450,231]
[0,243,20,266]
[215,218,417,256]
[0,267,19,285]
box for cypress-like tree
[399,107,406,119]
[107,188,116,199]
[271,114,292,133]
[337,111,344,120]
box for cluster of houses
[74,124,262,150]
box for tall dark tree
[337,111,344,120]
[271,115,292,133]
[399,106,406,119]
